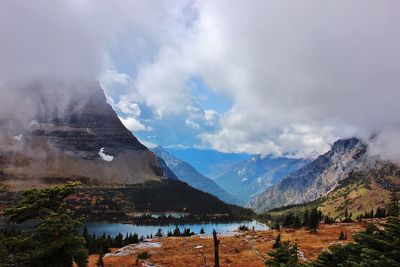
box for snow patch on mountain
[99,148,113,161]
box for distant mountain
[214,155,308,204]
[247,138,371,213]
[152,146,239,205]
[165,148,249,178]
[156,156,179,180]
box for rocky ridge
[247,138,372,213]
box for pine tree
[308,208,319,233]
[272,234,282,249]
[338,230,346,240]
[155,228,163,238]
[388,192,399,217]
[2,182,88,267]
[307,217,400,267]
[265,241,299,267]
[173,226,181,236]
[303,209,309,227]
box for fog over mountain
[1,1,400,161]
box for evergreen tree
[387,192,399,217]
[155,229,163,238]
[308,208,319,233]
[173,226,181,236]
[307,217,400,267]
[272,234,282,249]
[2,182,88,267]
[338,230,346,240]
[265,241,298,267]
[303,209,309,227]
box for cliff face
[0,80,163,191]
[247,138,371,213]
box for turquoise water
[85,220,268,238]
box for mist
[1,0,400,160]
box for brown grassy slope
[320,163,400,220]
[91,221,375,267]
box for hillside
[152,146,238,205]
[215,154,307,203]
[319,161,400,219]
[64,180,253,222]
[247,138,370,213]
[261,162,400,221]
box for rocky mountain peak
[0,80,163,190]
[331,137,365,154]
[247,137,371,213]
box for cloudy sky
[1,0,400,159]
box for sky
[1,0,400,160]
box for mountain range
[165,148,249,178]
[214,154,308,204]
[152,146,238,205]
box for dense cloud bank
[1,1,400,160]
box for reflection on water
[85,220,269,238]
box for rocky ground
[88,220,378,267]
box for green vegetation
[259,164,400,224]
[266,236,298,267]
[68,180,254,222]
[265,216,400,266]
[259,207,323,233]
[307,217,400,267]
[338,230,347,240]
[82,227,140,254]
[0,182,88,267]
[237,225,250,231]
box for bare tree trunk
[200,251,208,267]
[212,229,220,267]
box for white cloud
[138,138,158,149]
[117,99,141,117]
[204,109,220,125]
[185,118,200,129]
[129,0,400,158]
[2,1,400,159]
[119,116,146,132]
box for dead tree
[200,250,208,267]
[212,229,220,267]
